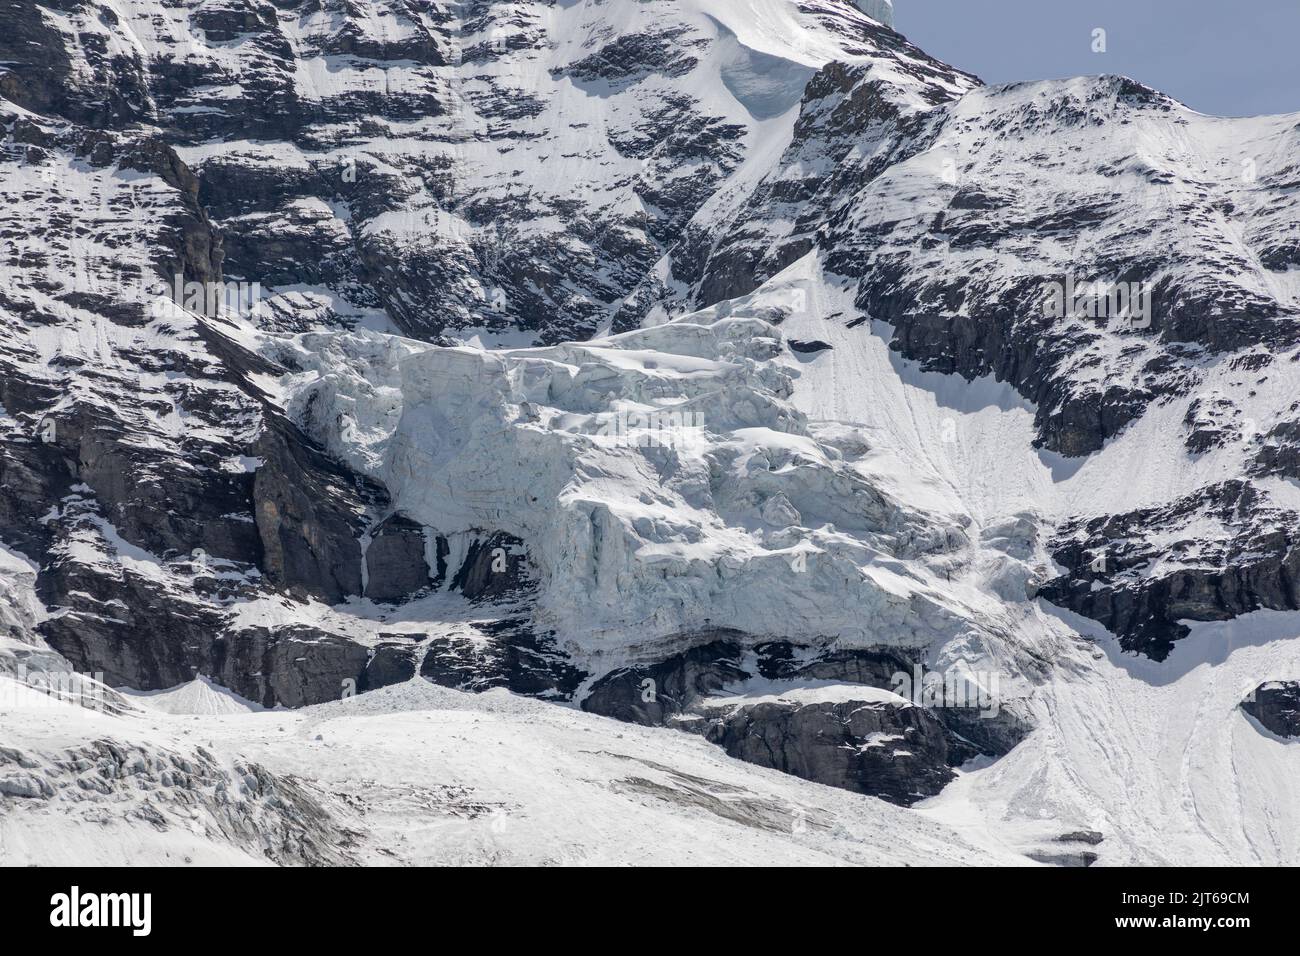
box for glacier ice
[855,0,895,28]
[285,312,980,664]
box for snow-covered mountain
[3,0,1300,865]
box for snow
[703,678,910,709]
[920,606,1300,865]
[127,677,265,716]
[285,314,977,662]
[698,250,1300,864]
[6,0,1300,868]
[0,676,1020,866]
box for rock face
[363,514,432,603]
[1040,482,1300,659]
[420,618,585,700]
[4,0,1300,809]
[252,416,377,604]
[582,636,1030,805]
[1242,681,1300,738]
[690,696,958,806]
[210,627,421,710]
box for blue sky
[894,0,1300,117]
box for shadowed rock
[1242,681,1300,738]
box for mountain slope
[3,0,1300,862]
[0,674,1025,866]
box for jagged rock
[38,553,235,689]
[251,416,377,604]
[419,618,585,700]
[688,696,957,806]
[1184,396,1244,453]
[1251,419,1300,480]
[755,640,1031,757]
[1040,481,1300,659]
[1241,681,1300,738]
[583,636,1027,803]
[364,514,432,603]
[450,531,533,602]
[38,550,420,705]
[582,637,752,726]
[213,626,419,709]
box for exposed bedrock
[36,524,536,704]
[251,416,378,605]
[581,635,1030,805]
[687,697,957,806]
[364,514,433,603]
[33,485,542,704]
[419,617,586,700]
[1241,681,1300,738]
[1039,481,1300,660]
[210,626,421,709]
[35,547,421,706]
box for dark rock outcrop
[582,637,753,726]
[419,618,585,700]
[251,418,376,604]
[1040,481,1300,659]
[450,531,534,602]
[1241,681,1300,738]
[212,627,420,709]
[788,339,833,354]
[687,696,958,806]
[582,636,1029,804]
[364,514,432,603]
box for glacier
[2,0,1299,867]
[855,0,895,29]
